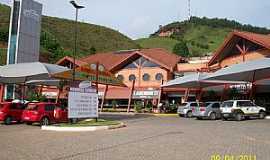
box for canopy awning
[0,62,70,84]
[206,58,270,82]
[162,73,246,89]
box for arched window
[129,74,136,81]
[155,73,163,81]
[142,73,150,81]
[117,75,124,81]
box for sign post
[68,82,98,121]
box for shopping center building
[56,48,207,107]
[55,30,270,109]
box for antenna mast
[188,0,191,20]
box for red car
[0,102,27,125]
[21,102,68,126]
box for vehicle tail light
[200,107,206,111]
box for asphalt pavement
[0,114,269,160]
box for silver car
[177,102,203,118]
[193,102,221,120]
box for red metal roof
[56,56,88,66]
[208,31,270,66]
[79,48,181,72]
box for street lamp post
[70,1,84,124]
[70,0,84,82]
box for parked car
[0,101,27,125]
[21,102,68,126]
[177,102,203,118]
[221,100,266,121]
[193,102,221,120]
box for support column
[196,88,203,101]
[56,88,61,103]
[184,88,190,102]
[95,62,99,94]
[0,84,4,102]
[127,80,135,113]
[221,84,229,101]
[157,80,164,113]
[249,71,256,100]
[100,85,108,112]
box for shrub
[111,100,118,110]
[172,41,190,57]
[145,102,153,113]
[134,101,143,113]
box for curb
[152,114,178,117]
[100,112,136,116]
[41,122,126,132]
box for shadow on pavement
[99,113,154,121]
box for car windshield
[205,103,211,107]
[222,101,233,108]
[179,103,187,107]
[198,103,205,107]
[26,104,38,110]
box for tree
[172,41,190,57]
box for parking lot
[0,114,269,160]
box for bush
[134,101,143,113]
[145,102,153,113]
[172,41,190,57]
[0,27,9,42]
[111,100,118,110]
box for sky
[0,0,270,39]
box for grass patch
[136,37,179,52]
[56,119,121,127]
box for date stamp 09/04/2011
[211,154,256,160]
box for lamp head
[70,1,85,9]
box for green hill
[135,37,179,52]
[137,16,270,57]
[0,3,139,64]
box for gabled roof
[79,51,135,71]
[79,48,181,72]
[56,56,87,66]
[208,31,270,66]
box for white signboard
[68,87,98,118]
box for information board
[68,87,98,118]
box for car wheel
[40,117,50,126]
[186,111,192,118]
[210,113,216,120]
[259,111,266,119]
[235,113,243,121]
[4,116,12,125]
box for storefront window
[129,74,136,81]
[155,73,163,81]
[117,75,124,81]
[142,73,150,81]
